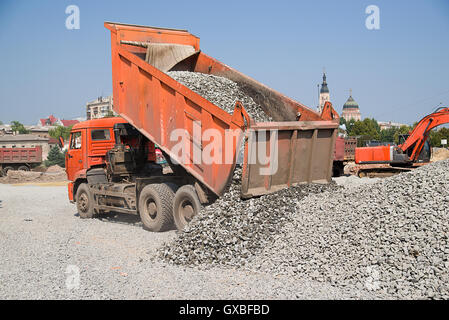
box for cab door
[66,130,86,181]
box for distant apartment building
[86,96,115,120]
[378,121,407,131]
[0,124,12,136]
[27,126,51,139]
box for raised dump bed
[105,22,339,198]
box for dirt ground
[0,165,67,184]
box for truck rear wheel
[2,166,14,176]
[138,183,175,232]
[173,185,202,230]
[18,166,29,171]
[76,183,95,219]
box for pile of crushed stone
[159,166,339,267]
[250,160,449,299]
[159,160,449,299]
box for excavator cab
[398,134,431,163]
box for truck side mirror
[58,136,64,149]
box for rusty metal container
[344,137,357,161]
[105,22,339,198]
[0,146,42,164]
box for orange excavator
[354,107,449,177]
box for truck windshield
[70,132,82,149]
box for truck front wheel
[138,184,175,232]
[173,185,202,230]
[76,183,95,219]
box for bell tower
[318,70,330,113]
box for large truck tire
[173,185,202,230]
[2,166,14,176]
[138,183,175,232]
[76,183,95,219]
[18,165,29,171]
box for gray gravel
[167,71,272,122]
[159,167,340,268]
[160,161,449,299]
[332,175,381,187]
[251,160,449,299]
[0,183,374,299]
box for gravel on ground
[0,183,376,299]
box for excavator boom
[399,107,449,161]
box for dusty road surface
[0,183,376,300]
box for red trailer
[332,137,357,176]
[0,146,42,176]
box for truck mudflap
[241,121,337,198]
[68,182,74,202]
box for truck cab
[66,117,128,201]
[65,117,200,233]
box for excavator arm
[399,107,449,161]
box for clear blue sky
[0,0,448,125]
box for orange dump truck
[65,22,339,232]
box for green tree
[347,118,380,140]
[380,128,396,144]
[11,121,30,134]
[393,125,412,145]
[379,125,413,145]
[0,120,3,125]
[345,118,356,134]
[45,146,66,168]
[48,125,73,141]
[429,127,449,147]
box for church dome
[343,95,359,109]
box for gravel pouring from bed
[159,167,339,267]
[251,160,449,299]
[167,71,272,122]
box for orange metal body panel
[241,122,337,198]
[355,145,391,164]
[104,22,339,197]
